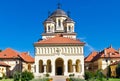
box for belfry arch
[55,58,64,75]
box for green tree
[85,71,94,80]
[116,63,120,78]
[95,70,104,81]
[0,50,2,52]
[107,65,111,78]
[13,71,20,81]
[21,70,34,81]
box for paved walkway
[52,76,67,81]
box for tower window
[48,26,50,32]
[68,26,72,32]
[58,19,61,27]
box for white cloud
[78,37,95,52]
[85,42,95,52]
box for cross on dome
[57,3,61,9]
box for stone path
[52,76,66,81]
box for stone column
[36,60,39,74]
[64,60,68,75]
[44,65,47,74]
[51,60,55,76]
[73,64,76,73]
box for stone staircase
[51,76,67,81]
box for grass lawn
[109,78,120,81]
[0,79,13,81]
[0,78,119,81]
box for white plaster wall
[34,45,84,78]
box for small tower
[42,5,76,39]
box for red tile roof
[0,48,34,63]
[19,52,34,63]
[35,34,85,45]
[85,51,98,62]
[100,48,120,58]
[90,47,120,61]
[0,61,10,67]
[0,48,19,59]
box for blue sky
[0,0,120,57]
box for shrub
[13,71,20,81]
[69,74,75,77]
[94,70,105,81]
[85,71,94,80]
[116,63,120,78]
[21,70,34,81]
[45,73,50,77]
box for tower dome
[44,17,54,23]
[50,9,68,17]
[64,17,74,23]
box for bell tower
[42,5,76,39]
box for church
[34,5,85,78]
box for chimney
[104,48,107,55]
[118,48,120,54]
[110,44,112,48]
[27,51,30,55]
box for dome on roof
[64,17,74,23]
[50,9,68,17]
[44,17,54,23]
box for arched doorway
[55,58,64,75]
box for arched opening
[58,19,61,27]
[39,60,44,73]
[28,64,31,71]
[47,60,51,73]
[76,60,80,72]
[68,60,73,72]
[48,26,51,32]
[55,58,64,75]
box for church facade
[34,7,85,78]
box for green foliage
[30,78,49,81]
[21,70,34,81]
[85,71,94,80]
[0,49,2,52]
[107,65,111,77]
[116,63,120,78]
[94,70,104,81]
[70,78,85,81]
[13,71,20,81]
[45,73,50,77]
[85,70,105,81]
[69,73,75,77]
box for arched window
[48,26,51,32]
[28,64,31,71]
[39,60,44,73]
[58,19,61,27]
[68,26,71,31]
[47,60,51,73]
[68,60,73,72]
[76,60,81,72]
